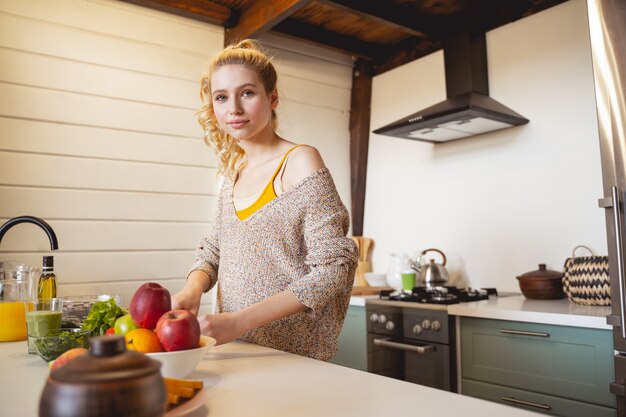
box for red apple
[155,309,200,352]
[130,283,172,330]
[50,348,88,371]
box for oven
[366,303,456,392]
[366,286,495,392]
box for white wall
[0,0,353,309]
[260,33,353,205]
[364,0,606,292]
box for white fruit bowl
[146,335,216,378]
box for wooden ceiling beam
[322,0,461,39]
[374,39,442,75]
[373,0,569,75]
[224,0,313,46]
[272,19,385,62]
[119,0,232,25]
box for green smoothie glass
[25,298,63,354]
[401,270,416,292]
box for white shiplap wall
[0,0,353,310]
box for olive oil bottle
[37,256,57,299]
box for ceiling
[122,0,569,74]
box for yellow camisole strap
[236,145,303,220]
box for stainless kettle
[411,248,450,287]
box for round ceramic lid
[517,263,564,280]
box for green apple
[114,314,139,335]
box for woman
[172,40,358,361]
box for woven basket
[562,245,610,306]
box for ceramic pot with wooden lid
[39,335,167,417]
[516,264,565,300]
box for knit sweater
[190,167,359,360]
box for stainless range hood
[374,31,529,143]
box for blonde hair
[198,39,278,178]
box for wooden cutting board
[351,236,374,287]
[351,286,392,296]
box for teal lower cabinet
[330,305,367,371]
[460,317,616,417]
[463,379,616,417]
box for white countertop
[448,295,612,330]
[349,295,376,306]
[0,340,542,417]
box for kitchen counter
[361,292,611,329]
[448,295,611,330]
[0,340,543,417]
[366,297,449,310]
[349,295,376,306]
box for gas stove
[379,286,497,305]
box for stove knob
[421,319,431,330]
[378,314,387,324]
[385,321,395,331]
[432,320,442,331]
[412,324,422,335]
[369,313,379,323]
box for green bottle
[37,256,57,299]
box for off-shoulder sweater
[190,167,359,360]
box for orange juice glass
[0,279,29,342]
[0,301,27,341]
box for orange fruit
[125,328,163,353]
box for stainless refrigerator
[588,0,626,415]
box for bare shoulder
[283,145,326,187]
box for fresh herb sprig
[34,330,89,362]
[81,298,127,336]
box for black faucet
[0,216,59,250]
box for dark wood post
[349,59,373,237]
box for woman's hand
[199,290,307,345]
[172,286,203,315]
[198,312,247,345]
[172,270,210,315]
